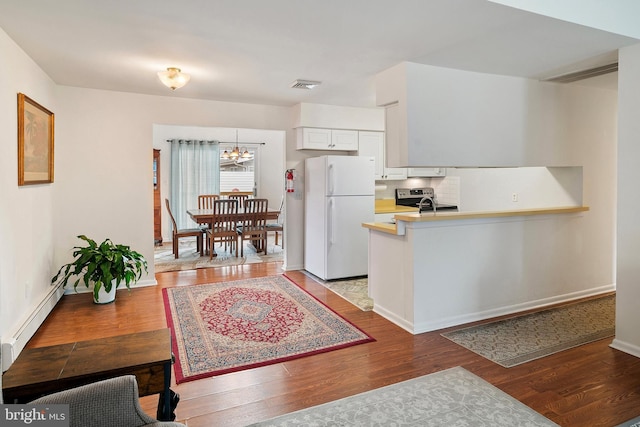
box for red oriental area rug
[162,275,375,383]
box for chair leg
[173,238,178,259]
[209,235,215,260]
[274,232,279,246]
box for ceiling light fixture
[290,79,321,90]
[157,67,191,90]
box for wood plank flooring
[25,262,640,426]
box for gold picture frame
[18,93,54,185]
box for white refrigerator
[304,155,375,280]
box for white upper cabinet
[296,127,358,151]
[358,131,407,180]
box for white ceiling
[0,0,635,107]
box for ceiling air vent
[290,79,321,89]
[543,62,618,83]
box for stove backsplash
[375,176,460,206]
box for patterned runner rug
[248,366,558,426]
[441,294,615,368]
[309,274,373,311]
[163,275,375,383]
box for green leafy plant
[51,235,148,301]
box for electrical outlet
[512,193,519,202]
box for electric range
[395,187,458,211]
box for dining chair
[265,197,284,251]
[228,194,249,208]
[237,198,268,257]
[198,194,220,209]
[165,198,204,259]
[205,199,239,259]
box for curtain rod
[165,139,219,143]
[165,139,265,145]
[219,141,266,146]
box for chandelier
[221,130,251,159]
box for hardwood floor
[26,262,640,426]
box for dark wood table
[2,329,174,421]
[187,208,280,225]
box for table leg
[157,360,173,421]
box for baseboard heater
[1,284,65,372]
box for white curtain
[170,139,220,229]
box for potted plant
[51,235,148,304]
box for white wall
[0,27,59,365]
[378,62,587,168]
[612,43,640,357]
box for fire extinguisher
[286,169,295,193]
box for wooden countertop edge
[375,206,418,214]
[363,206,589,235]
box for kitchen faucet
[418,196,436,215]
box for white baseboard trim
[374,284,615,335]
[372,304,414,334]
[62,278,158,295]
[2,284,65,372]
[610,339,640,359]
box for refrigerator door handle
[328,198,334,245]
[327,162,334,195]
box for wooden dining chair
[205,199,239,259]
[265,197,284,251]
[237,198,268,257]
[198,194,220,209]
[165,199,204,259]
[227,194,249,208]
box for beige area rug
[441,294,615,368]
[154,236,283,273]
[304,273,373,312]
[248,366,559,426]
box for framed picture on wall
[17,93,54,186]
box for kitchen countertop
[374,199,418,214]
[363,206,590,235]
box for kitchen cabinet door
[297,128,331,150]
[358,131,384,179]
[358,131,406,180]
[331,129,358,150]
[296,128,358,151]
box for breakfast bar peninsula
[362,206,607,334]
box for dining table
[187,208,280,255]
[187,208,280,226]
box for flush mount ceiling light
[290,79,321,89]
[157,67,191,90]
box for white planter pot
[93,281,117,304]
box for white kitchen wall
[448,167,583,211]
[612,43,640,358]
